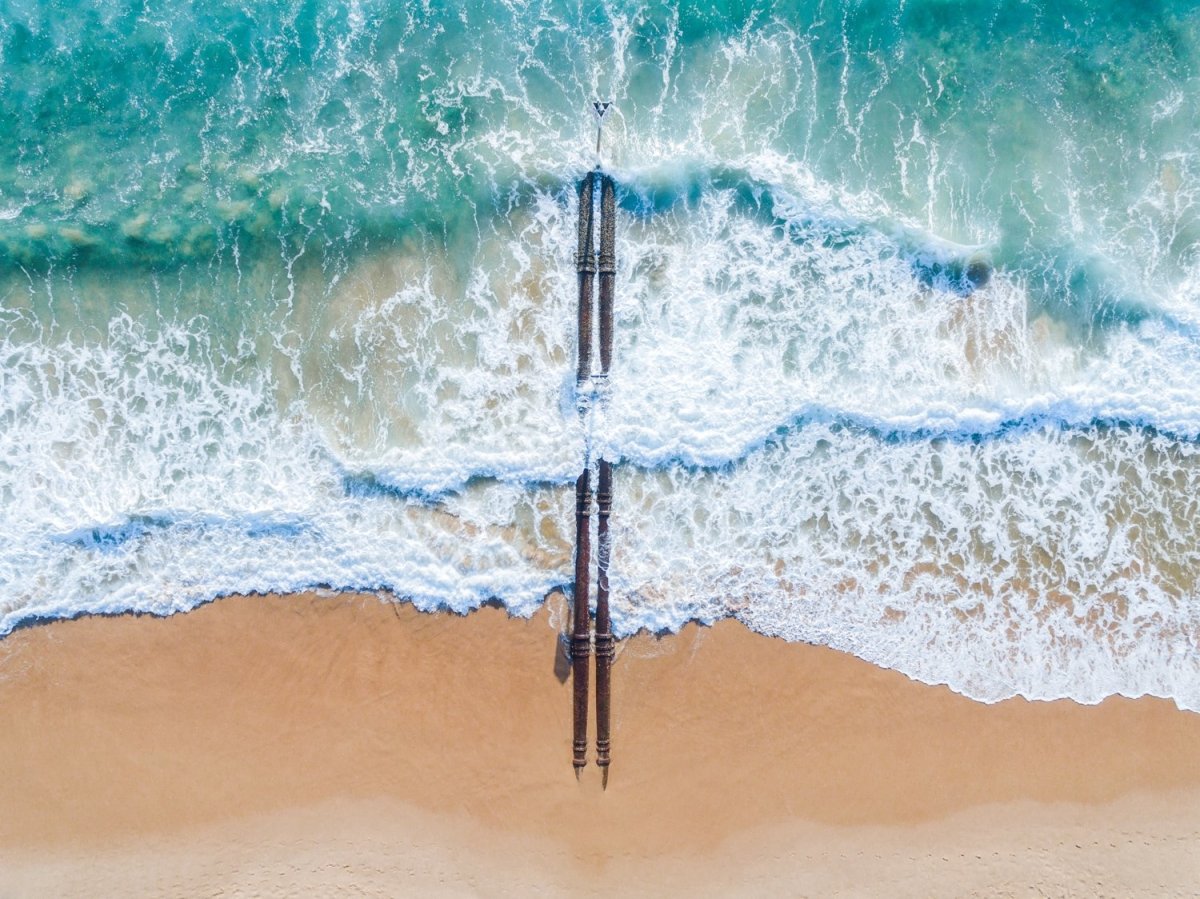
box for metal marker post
[593,100,611,160]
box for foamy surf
[2,0,1199,713]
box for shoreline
[2,591,1199,894]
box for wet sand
[1,591,1198,896]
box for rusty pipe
[571,470,593,771]
[576,172,596,384]
[597,175,616,377]
[594,459,614,773]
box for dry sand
[0,591,1198,897]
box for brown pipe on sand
[595,459,614,779]
[572,469,592,772]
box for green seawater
[3,2,1196,290]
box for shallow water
[2,0,1200,708]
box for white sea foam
[0,316,567,636]
[595,163,1200,468]
[3,3,1200,716]
[604,425,1200,711]
[271,199,585,495]
[5,164,1200,713]
[7,169,1200,713]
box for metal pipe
[575,172,596,384]
[571,469,592,771]
[594,173,616,778]
[571,170,597,772]
[594,459,613,775]
[597,175,616,376]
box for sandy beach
[1,591,1198,897]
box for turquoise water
[2,0,1200,709]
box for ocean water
[2,0,1200,709]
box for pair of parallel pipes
[572,169,616,776]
